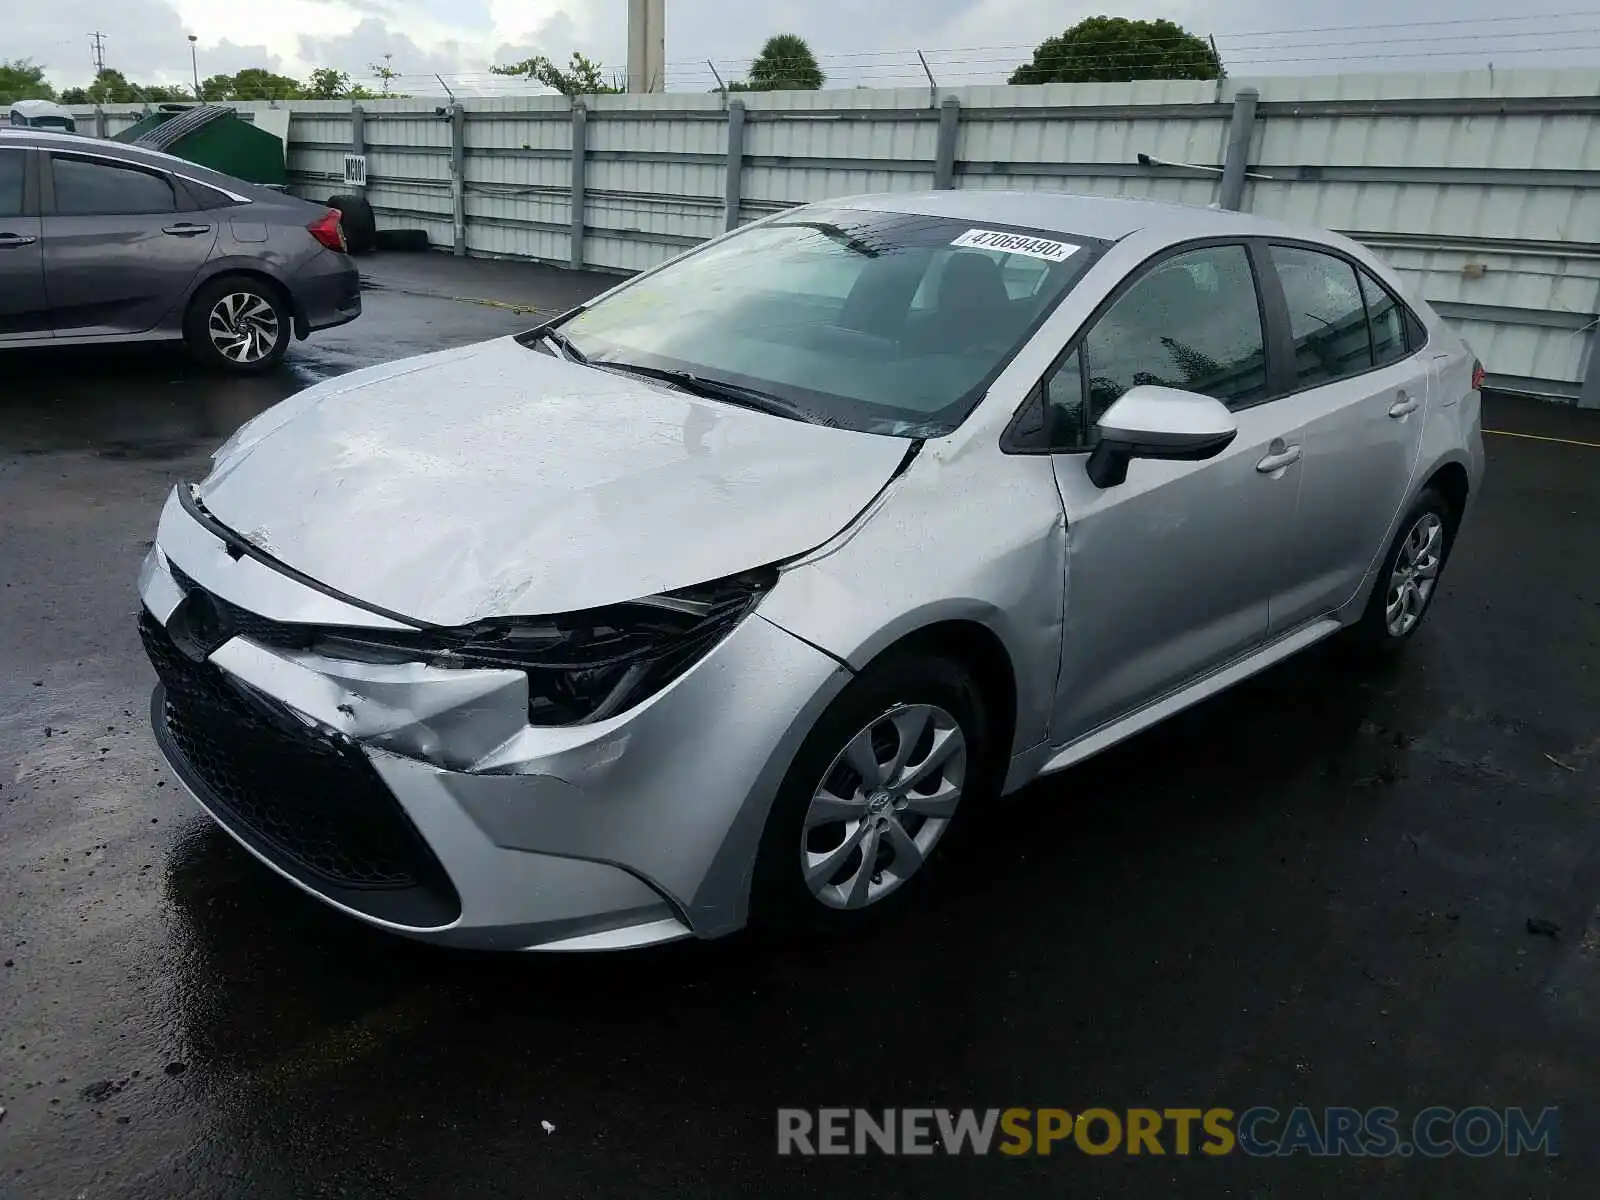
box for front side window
[1270,244,1373,388]
[0,150,23,218]
[52,156,175,216]
[552,207,1101,437]
[1063,243,1268,444]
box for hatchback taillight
[307,210,346,253]
[1471,360,1486,391]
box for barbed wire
[61,12,1600,102]
[655,11,1600,72]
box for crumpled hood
[197,336,909,625]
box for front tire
[752,651,993,933]
[184,276,291,374]
[1349,486,1455,651]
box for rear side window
[0,150,23,217]
[1270,245,1372,387]
[52,156,175,216]
[1360,270,1408,367]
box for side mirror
[1085,385,1238,488]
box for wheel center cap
[867,790,894,814]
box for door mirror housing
[1085,385,1239,488]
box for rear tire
[327,193,377,255]
[1347,486,1456,652]
[751,651,994,934]
[184,276,292,374]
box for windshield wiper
[541,327,589,364]
[596,361,819,423]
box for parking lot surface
[2,254,1598,1198]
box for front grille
[140,607,459,923]
[167,564,311,651]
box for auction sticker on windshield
[950,229,1079,262]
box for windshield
[552,207,1102,437]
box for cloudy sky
[10,0,1600,94]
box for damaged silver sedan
[138,191,1484,950]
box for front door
[0,146,49,342]
[1257,244,1433,631]
[1041,242,1306,743]
[41,151,216,338]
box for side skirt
[1036,618,1343,778]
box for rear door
[0,145,49,342]
[41,150,217,338]
[1257,243,1432,631]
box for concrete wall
[75,69,1600,405]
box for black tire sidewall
[185,277,291,373]
[1357,486,1454,648]
[327,193,377,255]
[751,652,993,933]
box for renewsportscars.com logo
[777,1106,1561,1158]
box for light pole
[188,35,201,101]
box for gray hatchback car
[0,128,359,372]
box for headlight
[300,567,778,726]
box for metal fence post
[933,96,960,190]
[723,99,746,232]
[449,103,466,257]
[350,104,365,190]
[570,100,588,270]
[1218,87,1259,212]
[93,106,107,138]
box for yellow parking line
[450,294,545,315]
[1484,428,1600,449]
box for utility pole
[627,0,665,93]
[89,31,107,74]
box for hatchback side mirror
[1085,385,1239,488]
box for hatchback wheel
[1351,486,1455,650]
[753,652,992,931]
[185,276,291,373]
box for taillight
[307,209,346,253]
[1471,360,1485,391]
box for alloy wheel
[207,292,281,364]
[1386,511,1444,637]
[800,703,967,910]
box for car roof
[821,189,1329,246]
[0,127,291,203]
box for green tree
[744,34,824,91]
[1008,17,1223,84]
[303,68,378,100]
[199,73,236,100]
[370,54,400,96]
[138,84,194,103]
[59,87,88,105]
[84,69,138,103]
[490,51,621,96]
[228,69,304,100]
[0,59,56,104]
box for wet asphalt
[2,259,1599,1198]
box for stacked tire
[326,193,377,255]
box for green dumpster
[113,105,286,187]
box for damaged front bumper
[138,488,851,950]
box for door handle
[1256,442,1302,474]
[1388,394,1420,418]
[162,223,212,237]
[0,232,37,248]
